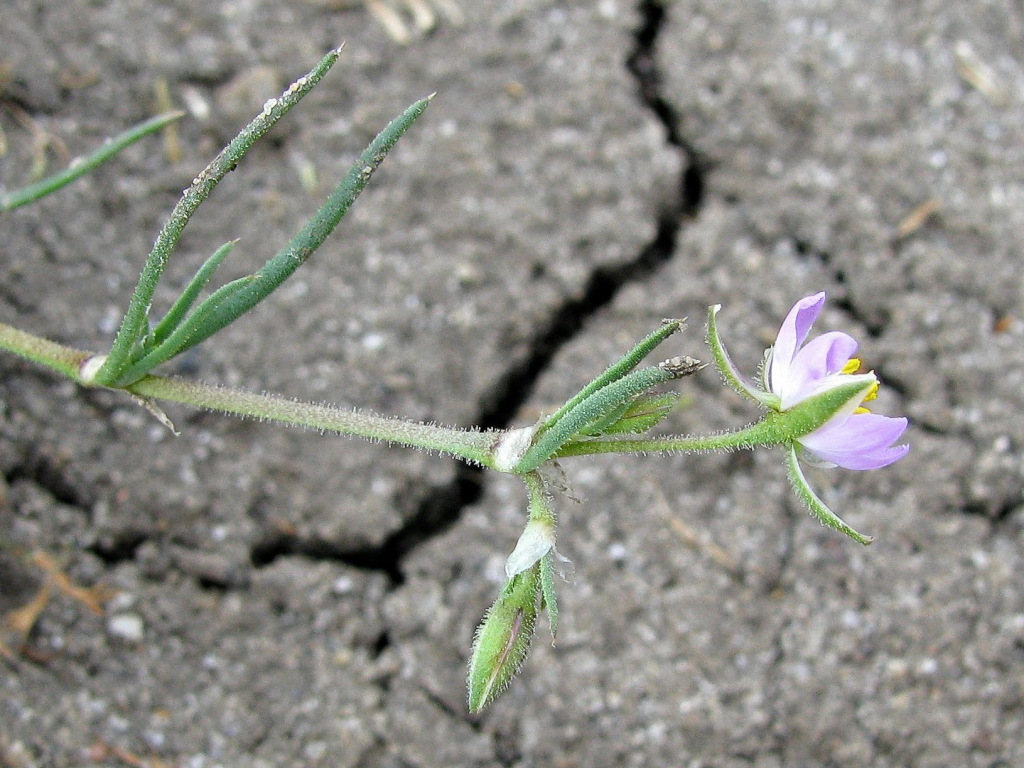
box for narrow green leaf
[95,48,345,387]
[592,391,681,435]
[577,399,633,437]
[106,95,432,387]
[158,97,431,354]
[540,319,683,433]
[0,111,184,212]
[514,365,679,474]
[111,275,259,385]
[149,240,236,347]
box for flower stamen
[840,358,863,375]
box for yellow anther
[853,380,879,413]
[840,358,863,375]
[863,380,879,402]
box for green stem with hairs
[553,418,783,459]
[125,375,496,465]
[0,322,496,466]
[0,322,91,379]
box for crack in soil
[249,464,481,584]
[257,0,710,583]
[630,0,706,217]
[5,444,93,510]
[9,2,711,586]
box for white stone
[107,613,144,642]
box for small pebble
[107,613,144,642]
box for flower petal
[808,412,909,451]
[505,520,555,578]
[793,331,859,378]
[770,293,826,395]
[800,414,909,470]
[779,331,859,408]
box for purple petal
[770,293,826,395]
[779,331,859,406]
[797,332,859,377]
[821,442,910,471]
[800,414,909,470]
[803,413,909,454]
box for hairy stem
[127,374,496,465]
[553,419,782,458]
[0,322,91,379]
[0,324,496,464]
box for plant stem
[0,322,90,379]
[127,374,497,466]
[0,324,496,465]
[553,419,782,458]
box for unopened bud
[659,355,705,378]
[467,566,542,713]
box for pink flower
[766,293,909,470]
[706,292,909,543]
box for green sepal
[539,551,558,643]
[785,443,873,544]
[765,376,876,442]
[467,566,542,713]
[706,304,771,405]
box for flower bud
[467,566,542,713]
